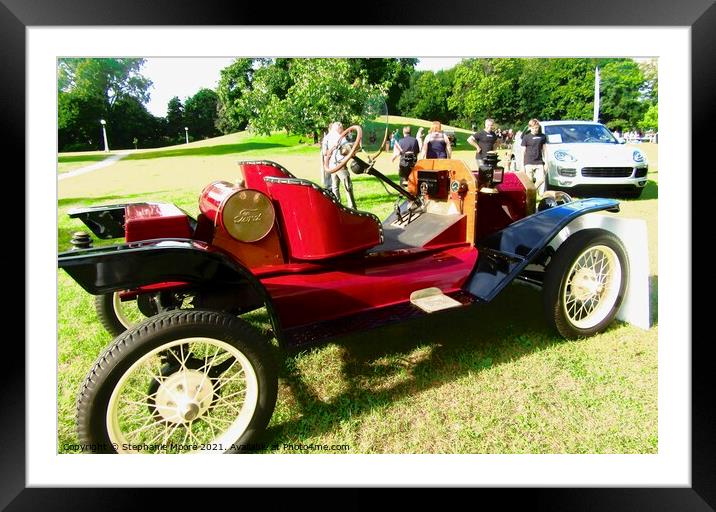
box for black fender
[58,238,285,345]
[465,198,621,301]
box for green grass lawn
[57,127,658,454]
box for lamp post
[185,127,189,144]
[100,119,110,153]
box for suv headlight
[554,150,576,162]
[633,150,645,163]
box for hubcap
[563,245,622,329]
[106,337,259,454]
[153,369,215,424]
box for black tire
[77,310,278,454]
[542,229,629,339]
[94,293,137,337]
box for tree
[58,91,104,151]
[166,96,185,142]
[397,70,454,122]
[449,58,523,127]
[109,97,166,149]
[536,58,597,122]
[242,58,382,143]
[347,58,417,114]
[58,58,152,115]
[638,104,658,132]
[57,58,156,151]
[638,58,658,104]
[599,59,648,128]
[216,58,258,134]
[184,88,220,139]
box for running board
[409,287,464,313]
[282,290,481,348]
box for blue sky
[142,57,463,117]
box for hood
[548,143,648,164]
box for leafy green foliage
[639,104,658,132]
[215,58,257,134]
[400,58,656,133]
[599,60,649,128]
[450,58,523,127]
[57,58,163,151]
[58,58,152,110]
[58,92,105,151]
[108,97,166,150]
[165,96,185,143]
[398,70,455,123]
[184,88,220,140]
[241,58,383,142]
[348,58,417,114]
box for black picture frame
[7,0,709,509]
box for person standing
[420,121,452,159]
[467,118,500,169]
[391,126,421,187]
[319,125,332,190]
[322,121,357,209]
[415,126,425,152]
[521,118,548,195]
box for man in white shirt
[321,121,356,209]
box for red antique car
[59,119,629,454]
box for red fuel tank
[198,181,237,223]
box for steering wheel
[323,125,363,174]
[584,136,598,143]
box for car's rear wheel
[543,229,629,339]
[76,310,278,454]
[95,293,147,337]
[95,291,191,337]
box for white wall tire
[542,229,629,339]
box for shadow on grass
[123,142,292,161]
[255,282,629,451]
[564,179,658,201]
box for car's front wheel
[542,229,629,339]
[76,310,278,454]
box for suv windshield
[544,124,618,144]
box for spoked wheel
[94,291,190,337]
[94,293,145,337]
[77,310,277,454]
[543,229,629,339]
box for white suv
[511,120,649,198]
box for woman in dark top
[420,121,452,159]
